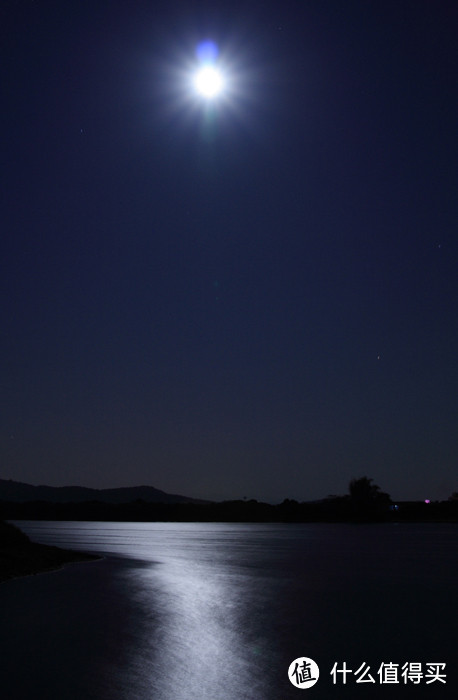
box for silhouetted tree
[348,477,391,521]
[349,476,384,500]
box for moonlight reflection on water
[5,521,457,700]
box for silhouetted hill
[1,481,457,523]
[0,479,208,505]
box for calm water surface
[1,522,456,699]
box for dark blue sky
[2,0,457,502]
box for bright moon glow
[193,66,224,98]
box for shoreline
[0,520,102,585]
[3,497,457,523]
[0,550,103,585]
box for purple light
[424,499,430,504]
[196,40,219,64]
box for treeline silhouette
[2,497,457,524]
[1,477,457,523]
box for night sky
[2,1,457,502]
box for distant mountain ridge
[0,479,208,505]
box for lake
[1,522,456,699]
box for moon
[193,66,225,99]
